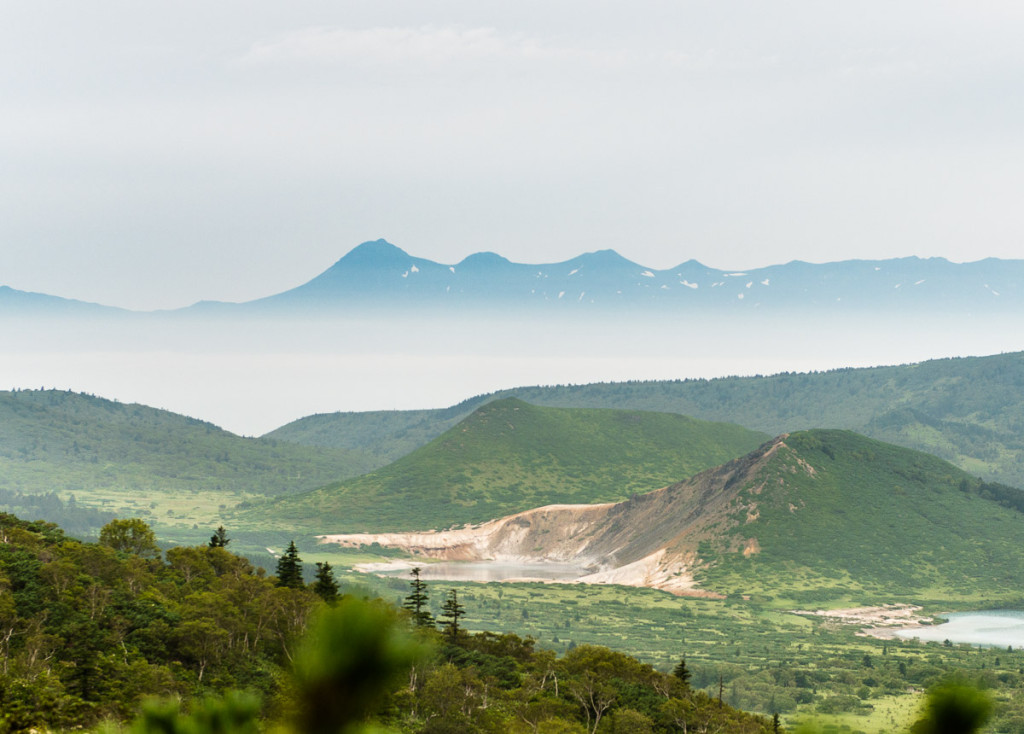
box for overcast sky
[3,2,1023,310]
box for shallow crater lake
[375,561,589,583]
[895,611,1024,647]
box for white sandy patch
[792,604,937,638]
[317,501,716,595]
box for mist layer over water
[3,310,1021,435]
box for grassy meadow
[332,564,1024,734]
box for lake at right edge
[894,611,1024,647]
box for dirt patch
[318,502,716,596]
[791,604,937,638]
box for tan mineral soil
[317,502,718,596]
[791,604,938,638]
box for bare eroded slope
[320,436,790,595]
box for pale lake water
[894,611,1024,648]
[378,561,589,583]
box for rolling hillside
[324,429,1024,605]
[268,350,1024,489]
[254,398,768,533]
[0,389,380,533]
[263,394,493,465]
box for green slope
[0,389,379,533]
[262,393,491,464]
[695,429,1024,603]
[267,351,1024,489]
[256,397,768,533]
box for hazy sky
[3,2,1024,310]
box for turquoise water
[894,611,1024,647]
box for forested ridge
[0,388,376,497]
[0,511,772,733]
[271,351,1024,490]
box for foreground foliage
[0,513,318,730]
[0,512,772,734]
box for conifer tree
[313,562,340,603]
[439,588,465,641]
[208,525,230,548]
[402,567,433,627]
[673,656,692,688]
[276,540,304,589]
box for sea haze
[3,308,1021,436]
[5,243,1024,434]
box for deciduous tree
[98,518,160,558]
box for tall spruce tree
[275,540,304,589]
[673,656,692,688]
[208,525,230,548]
[402,567,433,627]
[313,562,340,603]
[439,588,465,641]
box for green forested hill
[268,351,1024,489]
[691,429,1024,602]
[0,389,379,495]
[0,390,381,535]
[261,393,492,465]
[256,398,768,533]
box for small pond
[894,611,1024,648]
[375,561,589,583]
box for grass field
[324,564,1024,733]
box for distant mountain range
[4,239,1023,315]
